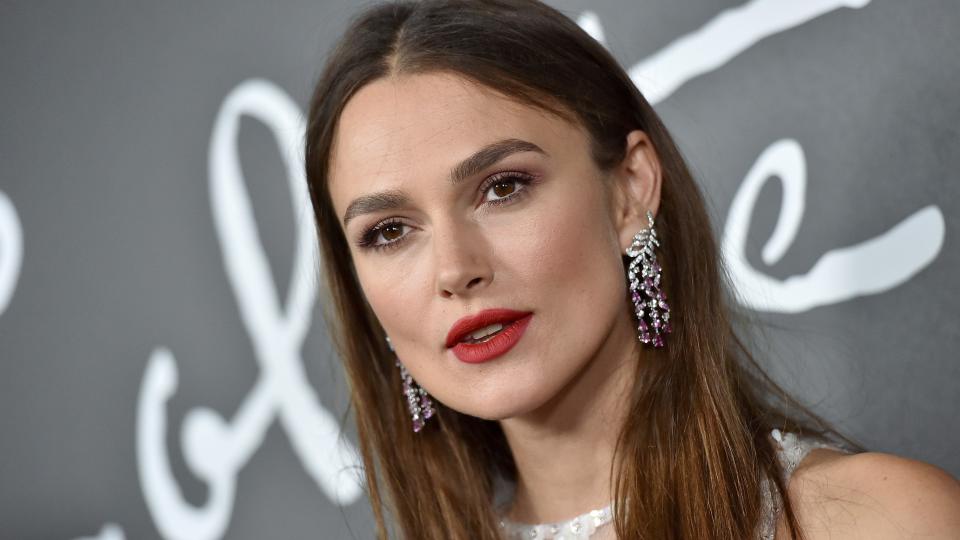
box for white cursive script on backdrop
[721,140,943,312]
[627,0,873,104]
[97,1,945,539]
[136,80,362,540]
[0,190,22,318]
[585,0,944,312]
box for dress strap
[756,429,846,539]
[770,428,838,482]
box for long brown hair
[304,1,859,538]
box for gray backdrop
[1,1,957,539]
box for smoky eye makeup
[477,170,537,206]
[354,168,541,253]
[356,217,408,252]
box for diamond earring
[386,336,435,432]
[626,210,671,348]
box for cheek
[524,188,622,296]
[355,262,423,333]
[353,244,450,361]
[504,182,627,348]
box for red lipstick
[446,309,533,364]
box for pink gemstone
[652,319,661,329]
[412,418,424,432]
[653,335,664,348]
[660,300,670,310]
[637,319,648,332]
[664,322,672,333]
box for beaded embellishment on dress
[499,504,613,540]
[497,429,845,540]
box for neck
[499,311,639,524]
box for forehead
[327,72,581,208]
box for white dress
[755,429,847,540]
[497,429,848,540]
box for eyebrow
[341,138,547,227]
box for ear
[611,129,662,252]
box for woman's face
[328,72,657,420]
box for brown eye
[358,219,410,251]
[492,180,517,198]
[381,223,404,242]
[482,174,532,204]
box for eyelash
[356,171,536,252]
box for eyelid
[479,169,534,188]
[357,170,538,252]
[478,170,536,203]
[356,217,410,251]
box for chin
[440,373,563,422]
[456,403,538,422]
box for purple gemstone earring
[386,336,435,433]
[626,210,671,348]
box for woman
[303,1,960,538]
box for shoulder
[780,449,960,539]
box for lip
[445,308,531,348]
[449,314,533,364]
[446,309,533,364]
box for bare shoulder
[776,448,960,539]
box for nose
[433,220,493,299]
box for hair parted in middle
[304,1,859,538]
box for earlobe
[615,130,663,251]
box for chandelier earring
[386,336,435,433]
[626,210,672,348]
